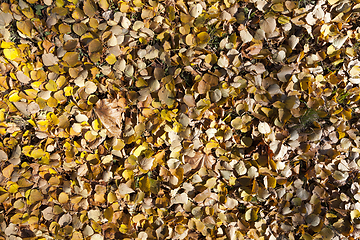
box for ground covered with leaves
[1,0,360,239]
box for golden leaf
[63,52,79,67]
[83,0,97,17]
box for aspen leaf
[83,0,97,17]
[197,32,210,45]
[183,94,195,107]
[121,17,131,29]
[231,117,242,130]
[217,55,229,68]
[248,166,259,178]
[103,207,113,221]
[158,86,175,106]
[16,71,31,84]
[27,189,44,204]
[0,11,13,26]
[85,81,97,94]
[320,228,334,240]
[45,80,57,91]
[194,189,211,203]
[4,48,21,60]
[350,65,360,77]
[118,183,134,196]
[258,122,271,134]
[240,29,253,43]
[31,148,46,159]
[190,4,203,18]
[306,214,320,226]
[2,164,14,178]
[89,39,103,53]
[73,23,88,36]
[0,150,8,161]
[106,54,117,65]
[260,17,276,34]
[124,64,134,77]
[63,39,78,51]
[59,213,72,227]
[63,52,79,67]
[58,192,69,204]
[17,20,33,37]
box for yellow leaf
[85,131,97,142]
[90,52,101,63]
[47,112,59,125]
[8,183,19,193]
[83,0,97,17]
[14,199,25,209]
[107,192,117,203]
[92,119,102,131]
[119,224,128,234]
[104,207,114,221]
[64,86,73,96]
[27,189,44,204]
[58,192,69,204]
[45,80,58,91]
[106,54,117,65]
[120,2,130,12]
[1,42,15,49]
[0,192,9,203]
[122,170,133,180]
[264,176,276,188]
[231,117,242,130]
[31,148,46,159]
[271,3,284,12]
[22,146,34,156]
[206,141,219,149]
[278,15,290,24]
[328,0,340,5]
[197,32,210,45]
[47,97,58,107]
[4,48,21,61]
[133,144,147,157]
[245,208,252,221]
[99,0,109,10]
[10,213,23,224]
[9,92,22,102]
[133,0,143,7]
[88,39,103,53]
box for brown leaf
[158,86,175,107]
[63,52,79,67]
[184,152,216,170]
[42,53,59,66]
[63,39,78,51]
[93,99,125,138]
[73,23,88,36]
[194,189,211,203]
[89,39,103,53]
[83,0,97,18]
[198,73,218,94]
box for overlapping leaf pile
[1,0,360,239]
